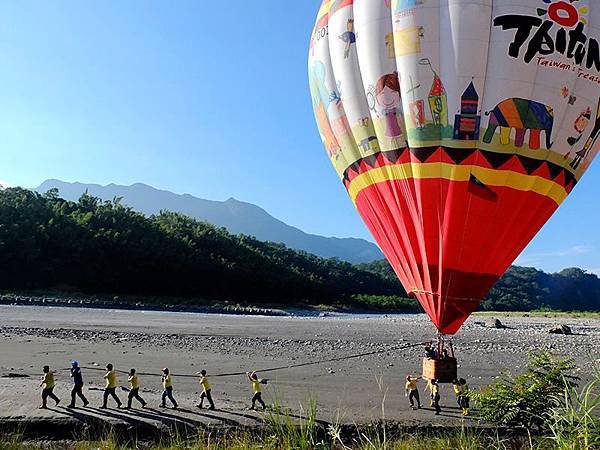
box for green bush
[474,351,578,430]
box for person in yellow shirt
[101,363,122,409]
[246,371,266,410]
[452,379,462,408]
[161,368,178,409]
[126,368,147,409]
[196,369,215,410]
[430,379,441,415]
[39,365,60,409]
[452,378,470,415]
[425,378,435,407]
[405,375,422,409]
[459,378,470,416]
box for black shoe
[56,399,61,406]
[208,406,215,410]
[100,405,107,409]
[67,404,75,409]
[83,401,89,407]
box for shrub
[474,351,578,430]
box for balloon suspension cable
[433,333,456,359]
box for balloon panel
[308,0,600,334]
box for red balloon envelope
[309,0,600,334]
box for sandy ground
[1,305,599,434]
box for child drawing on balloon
[309,60,341,159]
[564,107,591,161]
[375,72,404,140]
[329,88,352,139]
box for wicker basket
[422,357,457,383]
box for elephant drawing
[482,98,554,150]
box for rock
[549,324,572,335]
[486,318,507,329]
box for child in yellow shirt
[197,369,215,410]
[126,368,147,409]
[160,367,178,409]
[405,375,422,409]
[39,365,60,409]
[246,371,266,410]
[101,363,122,409]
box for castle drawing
[453,81,481,141]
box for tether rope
[73,340,428,378]
[3,340,429,380]
[0,341,427,379]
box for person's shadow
[215,408,264,424]
[174,407,249,427]
[46,405,164,441]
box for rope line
[63,341,428,379]
[4,341,427,380]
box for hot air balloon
[308,0,600,366]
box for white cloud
[516,245,592,267]
[0,180,11,188]
[566,245,590,255]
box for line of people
[40,361,267,411]
[404,375,470,416]
[40,361,469,417]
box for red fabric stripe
[354,178,558,334]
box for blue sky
[0,1,598,274]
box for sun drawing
[538,0,589,26]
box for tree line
[358,260,600,312]
[0,188,400,307]
[0,187,597,312]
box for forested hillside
[358,261,600,312]
[35,179,384,263]
[1,187,598,312]
[0,188,397,306]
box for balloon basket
[422,334,458,383]
[422,357,457,383]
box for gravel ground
[0,305,598,433]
